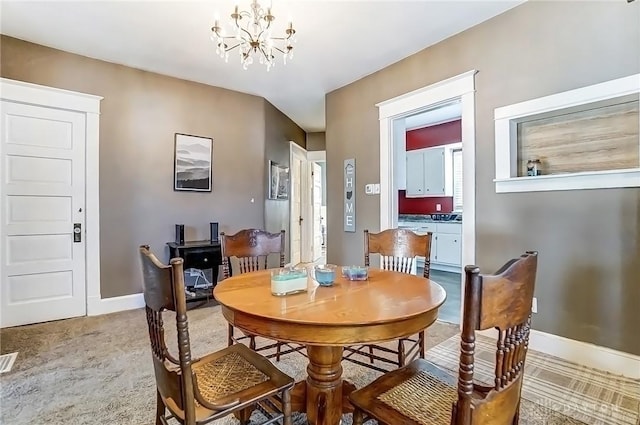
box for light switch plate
[365,183,381,195]
[365,184,373,194]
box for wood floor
[421,269,461,324]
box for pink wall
[399,120,461,214]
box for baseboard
[429,263,462,274]
[478,328,640,379]
[87,293,145,316]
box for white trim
[495,168,640,193]
[494,73,640,192]
[0,77,102,113]
[307,150,326,162]
[494,74,640,122]
[0,78,104,317]
[377,70,477,118]
[478,329,640,379]
[87,293,145,316]
[378,70,477,324]
[430,263,461,274]
[85,111,102,314]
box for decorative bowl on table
[270,267,308,296]
[342,265,369,281]
[314,264,337,286]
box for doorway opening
[288,143,327,266]
[377,70,477,327]
[398,102,463,324]
[307,151,327,264]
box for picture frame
[268,160,289,200]
[174,133,213,192]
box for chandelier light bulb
[210,0,296,70]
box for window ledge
[494,168,640,193]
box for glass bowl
[270,267,308,296]
[342,265,369,281]
[314,264,337,286]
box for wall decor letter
[344,158,355,232]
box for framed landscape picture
[174,133,213,192]
[268,160,289,200]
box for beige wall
[326,2,640,354]
[264,100,307,264]
[1,35,304,298]
[306,132,326,151]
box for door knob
[73,223,82,243]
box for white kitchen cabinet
[405,147,445,197]
[405,150,426,196]
[424,147,445,195]
[398,221,462,272]
[434,233,461,265]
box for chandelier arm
[271,46,286,54]
[256,28,268,42]
[223,43,242,52]
[258,46,271,60]
[238,26,257,42]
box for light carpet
[426,335,640,425]
[1,305,637,424]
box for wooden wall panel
[516,100,639,176]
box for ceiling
[0,1,522,132]
[404,100,462,130]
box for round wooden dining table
[213,268,446,425]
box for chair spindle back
[455,251,538,425]
[139,245,197,423]
[221,229,285,278]
[364,229,433,278]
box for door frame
[0,78,103,317]
[307,150,326,261]
[376,70,477,322]
[289,141,312,264]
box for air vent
[0,352,18,374]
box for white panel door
[290,155,302,266]
[311,162,323,261]
[1,100,86,328]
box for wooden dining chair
[139,245,294,425]
[349,251,538,425]
[220,229,303,361]
[343,228,433,372]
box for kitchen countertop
[399,213,462,223]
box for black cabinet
[167,240,222,303]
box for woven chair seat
[193,350,268,402]
[351,252,538,425]
[377,366,457,425]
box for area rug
[1,305,637,424]
[425,334,640,425]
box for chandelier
[211,1,296,71]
